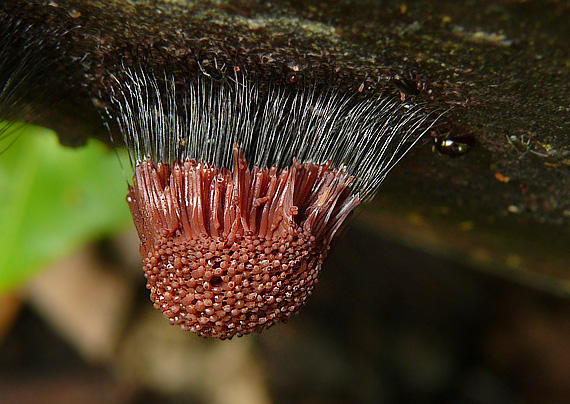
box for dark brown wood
[1,0,569,291]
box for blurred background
[0,126,569,404]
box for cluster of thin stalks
[108,68,438,201]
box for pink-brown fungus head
[127,148,360,339]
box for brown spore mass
[127,147,360,339]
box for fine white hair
[108,68,437,201]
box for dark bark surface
[1,0,569,291]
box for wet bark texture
[1,0,569,293]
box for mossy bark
[2,0,569,292]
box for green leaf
[0,125,132,292]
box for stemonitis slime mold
[106,69,436,339]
